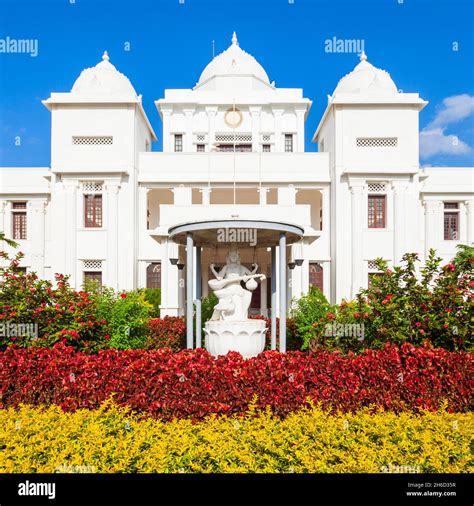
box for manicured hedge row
[1,402,472,473]
[0,344,471,419]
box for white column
[261,276,268,315]
[424,200,441,258]
[63,180,78,287]
[258,187,269,205]
[200,187,212,205]
[321,185,330,232]
[186,233,194,348]
[183,109,194,152]
[159,239,179,317]
[272,108,284,152]
[161,109,172,152]
[250,107,261,152]
[270,246,277,349]
[28,199,47,277]
[295,107,306,152]
[206,107,218,151]
[4,202,12,247]
[291,245,303,299]
[0,201,7,268]
[350,184,364,297]
[279,233,287,353]
[172,186,192,205]
[323,261,331,301]
[277,185,298,205]
[301,242,310,296]
[167,240,180,316]
[138,186,150,232]
[392,182,408,265]
[466,200,474,246]
[0,201,7,259]
[105,182,120,290]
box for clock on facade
[224,108,243,128]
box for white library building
[1,33,473,318]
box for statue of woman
[209,246,265,321]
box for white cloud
[420,94,474,159]
[420,128,471,158]
[426,94,474,129]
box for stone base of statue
[204,319,266,359]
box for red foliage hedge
[0,344,471,420]
[147,317,186,352]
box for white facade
[1,34,473,314]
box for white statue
[208,245,265,321]
[205,244,267,358]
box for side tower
[313,52,427,301]
[42,52,156,289]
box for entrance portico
[168,219,305,353]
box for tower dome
[197,32,270,86]
[333,51,398,95]
[71,51,137,96]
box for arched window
[309,262,323,292]
[146,262,161,288]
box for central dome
[197,32,270,86]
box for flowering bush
[307,246,473,352]
[86,285,153,350]
[0,251,108,352]
[1,402,471,473]
[0,343,471,419]
[147,316,186,351]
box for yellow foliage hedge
[0,402,472,473]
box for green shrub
[200,292,218,326]
[86,285,153,350]
[290,286,334,349]
[144,288,161,317]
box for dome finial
[102,50,110,62]
[359,50,367,62]
[232,31,238,46]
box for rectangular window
[12,202,27,240]
[262,144,271,152]
[146,262,162,288]
[284,134,293,152]
[309,262,323,292]
[444,202,459,240]
[84,194,103,228]
[368,195,386,229]
[84,271,102,285]
[196,144,205,152]
[174,134,183,152]
[216,144,252,152]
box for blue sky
[0,0,473,167]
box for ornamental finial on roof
[360,50,367,62]
[232,31,238,46]
[102,50,110,62]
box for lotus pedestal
[204,320,266,359]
